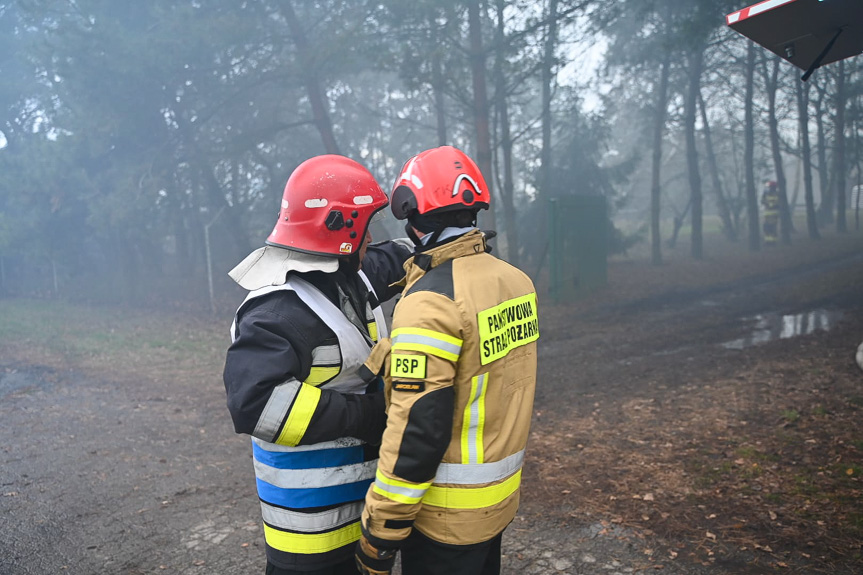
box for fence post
[204,207,225,315]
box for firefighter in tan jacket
[354,146,539,575]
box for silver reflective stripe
[359,270,389,340]
[254,459,378,489]
[374,477,429,500]
[252,436,364,452]
[253,379,302,441]
[311,344,341,366]
[392,333,462,358]
[466,373,487,464]
[435,450,525,485]
[260,500,363,533]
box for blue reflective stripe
[256,478,374,509]
[252,442,366,470]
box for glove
[355,534,396,575]
[347,391,387,445]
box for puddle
[721,309,843,350]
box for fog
[1,1,861,314]
[4,4,863,573]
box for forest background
[1,0,861,311]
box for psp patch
[391,353,427,379]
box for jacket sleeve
[361,240,413,302]
[223,291,386,446]
[361,289,462,547]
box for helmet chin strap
[406,212,448,248]
[338,250,362,272]
[405,223,423,248]
[406,209,481,249]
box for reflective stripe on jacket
[362,230,538,546]
[230,271,387,566]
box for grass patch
[782,409,800,423]
[0,298,225,376]
[764,493,783,504]
[792,474,821,497]
[736,445,779,462]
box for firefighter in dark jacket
[353,146,539,575]
[223,155,411,575]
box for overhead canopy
[726,0,863,79]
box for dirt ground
[1,229,862,574]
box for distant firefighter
[761,181,780,245]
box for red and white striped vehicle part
[726,0,863,72]
[726,0,796,25]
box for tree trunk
[669,197,692,249]
[198,160,252,258]
[813,79,833,224]
[539,0,558,205]
[494,0,519,266]
[832,60,847,232]
[467,0,497,230]
[796,77,820,240]
[684,45,704,259]
[429,11,447,146]
[854,97,862,232]
[169,174,192,276]
[650,55,670,265]
[284,1,340,155]
[744,42,760,251]
[764,56,792,244]
[697,88,736,242]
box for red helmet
[390,146,489,221]
[266,155,388,257]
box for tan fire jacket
[360,229,538,547]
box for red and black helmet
[266,155,388,257]
[390,146,489,221]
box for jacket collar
[393,229,487,288]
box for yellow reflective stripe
[423,469,522,510]
[476,396,486,464]
[393,342,458,362]
[392,327,463,362]
[376,470,433,491]
[303,366,340,387]
[392,327,463,347]
[372,484,423,505]
[373,470,432,505]
[263,520,360,554]
[461,373,487,464]
[275,384,321,446]
[368,321,379,343]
